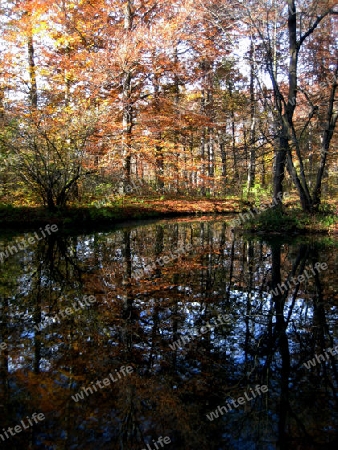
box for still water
[0,218,338,450]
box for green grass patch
[242,204,337,234]
[243,207,299,232]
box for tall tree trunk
[312,64,338,210]
[273,132,287,204]
[271,0,295,207]
[28,34,37,109]
[122,1,133,193]
[173,47,180,194]
[155,145,164,192]
[208,129,214,196]
[272,1,332,211]
[207,76,214,196]
[272,1,305,208]
[199,60,214,196]
[219,131,227,194]
[200,130,206,196]
[247,37,256,192]
[229,84,238,183]
[153,68,164,192]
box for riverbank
[0,196,337,234]
[0,197,240,229]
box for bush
[244,206,298,232]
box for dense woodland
[1,3,338,448]
[0,0,337,213]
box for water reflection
[0,219,337,449]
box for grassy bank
[238,200,338,235]
[0,197,241,230]
[0,195,337,234]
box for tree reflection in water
[0,220,337,449]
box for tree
[241,0,338,210]
[1,0,337,208]
[3,107,99,210]
[200,0,337,209]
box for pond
[0,218,338,450]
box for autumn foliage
[0,0,337,211]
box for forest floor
[0,195,337,234]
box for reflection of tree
[147,225,163,373]
[0,222,337,449]
[0,295,9,429]
[261,241,338,448]
[270,241,290,449]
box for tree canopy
[0,0,337,211]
